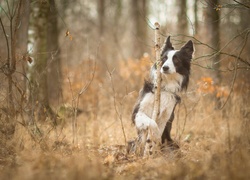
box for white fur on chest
[162,73,183,92]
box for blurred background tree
[204,0,221,84]
[47,0,62,107]
[28,0,59,121]
[176,0,188,35]
[130,0,148,59]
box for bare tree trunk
[29,1,50,121]
[47,0,62,106]
[1,0,25,116]
[240,0,250,60]
[194,0,199,35]
[97,0,106,70]
[114,0,122,26]
[98,0,105,36]
[239,0,250,89]
[16,0,30,91]
[205,0,221,84]
[130,0,148,58]
[0,0,27,138]
[176,0,188,35]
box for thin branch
[0,4,10,19]
[191,62,249,72]
[218,30,250,110]
[0,16,10,67]
[12,0,19,18]
[67,42,98,145]
[105,65,127,145]
[213,29,249,60]
[217,30,250,153]
[10,0,23,72]
[5,0,11,17]
[185,13,195,36]
[180,97,200,138]
[233,0,250,9]
[67,75,76,144]
[171,32,250,67]
[78,60,96,95]
[73,60,96,145]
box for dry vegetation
[1,55,250,180]
[1,1,250,179]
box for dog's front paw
[143,129,161,157]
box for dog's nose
[162,66,169,72]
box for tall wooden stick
[152,22,162,122]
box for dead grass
[1,59,250,180]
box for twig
[10,0,23,72]
[191,62,249,72]
[73,60,96,145]
[67,76,76,144]
[233,0,250,9]
[180,97,200,139]
[0,4,10,19]
[67,57,96,145]
[170,32,250,67]
[106,66,127,145]
[219,30,250,110]
[219,29,250,153]
[0,17,10,67]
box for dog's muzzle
[162,66,169,73]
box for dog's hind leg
[161,112,174,144]
[161,112,179,149]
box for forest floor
[1,59,250,179]
[1,95,250,180]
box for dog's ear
[180,40,194,59]
[161,36,174,56]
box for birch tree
[29,1,55,121]
[176,0,188,35]
[130,0,148,58]
[205,0,221,84]
[47,0,62,106]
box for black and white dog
[130,36,194,155]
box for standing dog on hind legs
[129,36,194,156]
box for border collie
[129,36,194,156]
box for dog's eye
[161,57,167,63]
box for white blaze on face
[161,50,178,74]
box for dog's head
[160,36,193,75]
[151,36,194,91]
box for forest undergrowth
[0,56,250,180]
